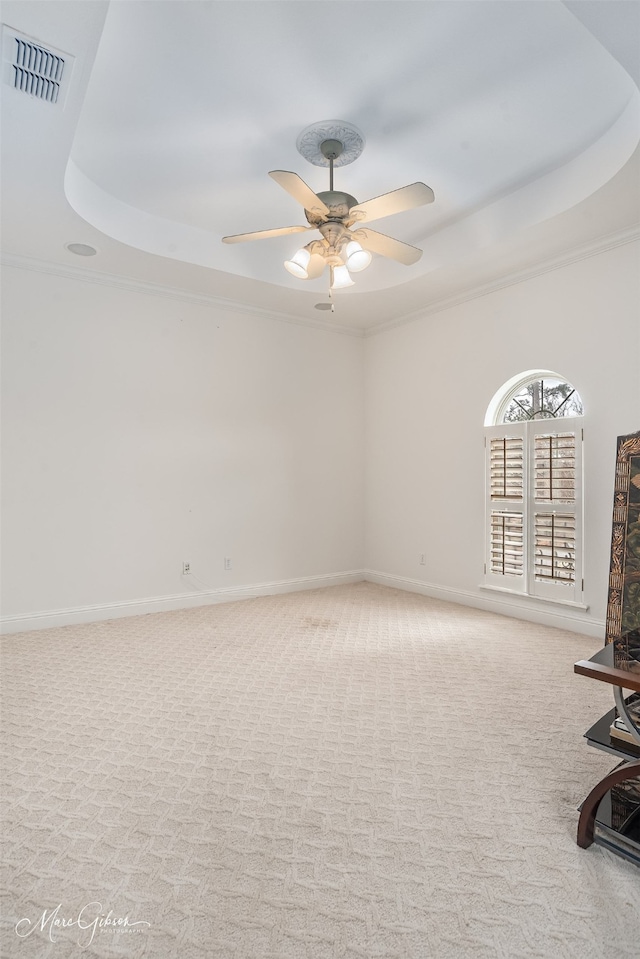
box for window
[484,371,584,604]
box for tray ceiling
[2,1,639,329]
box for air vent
[2,25,73,105]
[13,37,63,101]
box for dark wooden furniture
[574,431,640,865]
[574,645,640,861]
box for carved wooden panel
[605,430,640,677]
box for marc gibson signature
[16,902,151,947]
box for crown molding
[366,225,640,337]
[3,224,638,340]
[0,253,365,338]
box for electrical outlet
[224,557,232,571]
[182,562,191,575]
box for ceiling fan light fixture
[344,240,372,273]
[225,122,434,293]
[331,264,354,290]
[284,247,311,279]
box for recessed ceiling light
[66,242,97,256]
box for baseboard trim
[0,570,366,634]
[363,570,605,637]
[2,568,606,637]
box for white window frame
[484,373,584,607]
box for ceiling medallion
[296,120,365,168]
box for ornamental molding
[366,226,640,336]
[3,225,637,338]
[296,120,365,168]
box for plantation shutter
[484,420,583,602]
[485,425,526,592]
[533,513,576,584]
[533,432,576,505]
[529,422,582,601]
[490,435,524,500]
[490,511,524,577]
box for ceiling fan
[222,121,434,293]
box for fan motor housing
[304,190,359,226]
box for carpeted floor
[2,582,639,959]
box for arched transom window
[501,376,584,422]
[484,371,584,604]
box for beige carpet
[2,582,639,959]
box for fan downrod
[321,139,343,191]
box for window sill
[479,583,589,611]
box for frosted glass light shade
[331,264,354,289]
[344,240,371,272]
[284,247,311,279]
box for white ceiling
[1,1,639,332]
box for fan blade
[222,225,312,244]
[351,227,422,266]
[349,182,434,224]
[269,170,331,217]
[305,254,326,280]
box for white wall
[1,265,365,628]
[364,240,640,635]
[3,240,638,636]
